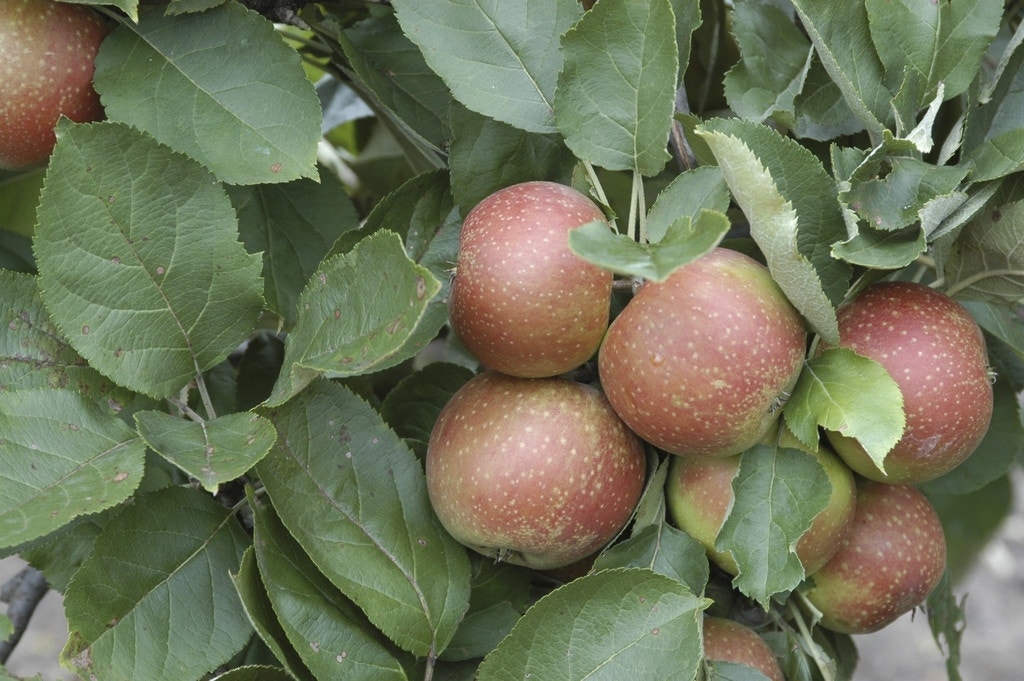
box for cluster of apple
[0,0,109,170]
[426,180,994,668]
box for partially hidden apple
[824,281,993,484]
[665,430,856,576]
[0,0,110,169]
[702,616,784,681]
[599,247,807,457]
[425,370,646,570]
[448,181,613,378]
[803,479,946,634]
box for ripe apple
[448,181,612,378]
[803,479,946,634]
[824,281,993,484]
[425,370,646,570]
[0,0,109,169]
[598,247,806,457]
[702,616,784,681]
[665,433,856,576]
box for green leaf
[962,46,1024,181]
[135,410,277,494]
[591,522,710,597]
[723,1,814,127]
[783,348,904,469]
[789,0,890,138]
[925,570,966,681]
[341,12,454,153]
[251,497,408,680]
[556,0,679,175]
[61,486,252,681]
[696,120,844,342]
[229,173,361,328]
[830,224,927,270]
[20,515,107,594]
[962,300,1024,361]
[865,0,1001,106]
[717,445,831,607]
[392,0,580,134]
[379,362,475,457]
[708,661,773,681]
[944,199,1024,302]
[93,3,320,184]
[0,389,144,549]
[442,559,533,662]
[645,166,731,243]
[845,157,968,232]
[569,210,729,281]
[476,568,707,681]
[34,122,264,399]
[448,103,575,218]
[266,231,441,406]
[256,380,471,657]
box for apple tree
[2,0,1024,680]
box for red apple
[702,616,784,681]
[425,370,646,569]
[0,0,109,169]
[803,480,946,634]
[448,181,613,378]
[665,435,856,576]
[824,281,993,484]
[598,247,806,457]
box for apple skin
[665,436,856,576]
[448,181,612,378]
[425,370,646,570]
[804,479,946,635]
[0,0,109,169]
[702,617,784,681]
[598,247,806,457]
[824,281,993,484]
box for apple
[824,281,993,484]
[665,432,856,576]
[0,0,109,169]
[448,181,612,378]
[425,370,646,570]
[598,247,806,457]
[702,616,784,681]
[803,479,946,634]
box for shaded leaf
[379,362,475,457]
[442,558,533,662]
[591,522,710,596]
[256,380,471,657]
[944,199,1024,302]
[962,46,1024,181]
[556,0,678,175]
[34,122,264,399]
[61,486,252,681]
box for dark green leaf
[962,46,1024,181]
[707,661,772,681]
[379,362,474,457]
[256,380,471,657]
[556,0,679,175]
[925,570,966,681]
[591,522,710,596]
[476,568,707,681]
[0,389,144,549]
[944,199,1024,302]
[61,486,252,681]
[928,475,1013,583]
[34,122,264,399]
[442,558,532,662]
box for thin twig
[0,566,49,665]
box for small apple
[599,247,806,457]
[665,433,856,576]
[824,281,993,484]
[702,617,784,681]
[0,0,109,169]
[425,370,646,570]
[448,181,612,378]
[803,479,946,634]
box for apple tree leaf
[783,347,905,469]
[135,410,277,495]
[441,559,533,662]
[266,231,441,406]
[0,389,145,549]
[94,3,320,184]
[716,445,831,608]
[34,122,264,399]
[644,166,731,243]
[696,119,844,343]
[475,568,707,681]
[379,362,475,458]
[570,209,729,282]
[256,380,471,658]
[944,199,1024,303]
[962,46,1024,182]
[591,522,710,597]
[707,662,773,681]
[250,496,409,680]
[61,486,252,681]
[556,0,678,175]
[391,0,579,135]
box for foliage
[2,0,1024,680]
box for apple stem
[582,161,611,211]
[788,594,835,681]
[628,170,648,244]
